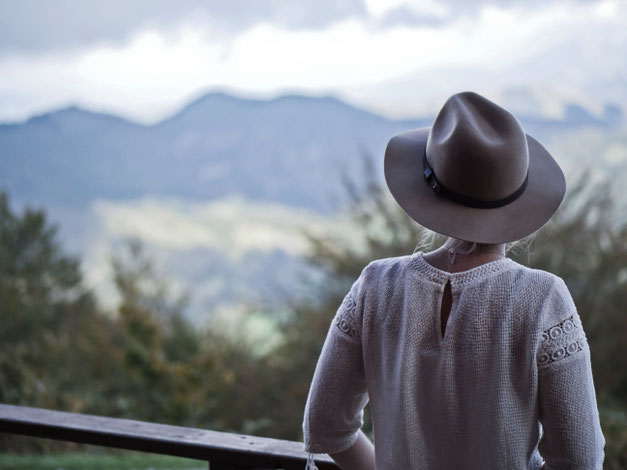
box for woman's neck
[423,239,506,273]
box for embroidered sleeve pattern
[537,314,587,367]
[334,292,359,339]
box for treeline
[0,171,625,467]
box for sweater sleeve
[302,271,369,454]
[536,278,605,470]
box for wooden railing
[0,404,339,469]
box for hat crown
[426,92,529,201]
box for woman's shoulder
[361,253,416,279]
[345,255,416,294]
[505,260,578,327]
[506,259,570,293]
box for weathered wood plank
[0,404,338,470]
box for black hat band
[423,149,529,209]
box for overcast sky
[0,0,625,123]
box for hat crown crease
[427,92,529,201]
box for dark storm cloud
[0,0,367,55]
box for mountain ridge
[0,92,430,212]
[5,88,621,129]
[0,91,622,214]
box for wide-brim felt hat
[384,91,566,244]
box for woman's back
[303,253,605,469]
[303,92,605,469]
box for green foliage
[0,193,112,451]
[598,393,627,470]
[0,193,95,404]
[102,239,281,436]
[0,451,204,469]
[101,240,208,425]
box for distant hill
[1,91,621,213]
[0,93,427,212]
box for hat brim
[384,127,566,244]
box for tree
[0,192,97,405]
[0,192,112,451]
[103,239,205,424]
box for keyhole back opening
[440,281,453,338]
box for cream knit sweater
[303,253,605,469]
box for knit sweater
[303,253,605,469]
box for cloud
[344,1,627,118]
[365,0,604,30]
[1,0,602,57]
[0,0,367,56]
[0,0,624,124]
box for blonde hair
[413,229,536,259]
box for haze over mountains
[1,91,622,213]
[1,91,625,320]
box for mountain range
[1,91,622,213]
[0,93,427,213]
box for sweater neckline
[410,251,514,286]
